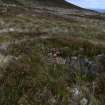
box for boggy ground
[0,5,105,105]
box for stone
[72,87,80,96]
[88,63,98,76]
[70,87,81,104]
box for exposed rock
[70,86,81,103]
[88,63,99,76]
[68,54,105,77]
[47,48,105,77]
[72,87,80,96]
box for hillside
[0,1,105,105]
[0,0,81,8]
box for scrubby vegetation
[0,3,105,105]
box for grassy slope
[0,0,81,9]
[0,5,105,105]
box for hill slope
[0,0,81,8]
[0,1,105,105]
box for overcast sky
[65,0,105,9]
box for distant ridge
[0,0,82,9]
[95,9,105,13]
